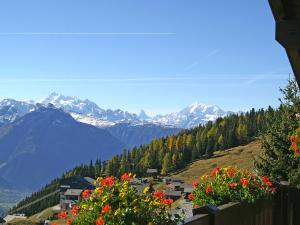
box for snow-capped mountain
[70,113,116,128]
[0,93,234,129]
[138,110,151,121]
[41,92,140,124]
[0,99,35,124]
[152,101,231,129]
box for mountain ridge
[0,93,234,129]
[0,106,126,190]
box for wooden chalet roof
[269,0,300,85]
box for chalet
[60,176,95,210]
[269,0,300,85]
[168,181,182,191]
[162,177,173,184]
[164,190,182,201]
[172,178,183,183]
[183,187,194,200]
[146,168,158,178]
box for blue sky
[0,0,292,115]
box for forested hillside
[102,108,270,176]
[11,107,272,216]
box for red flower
[210,167,220,177]
[291,142,298,151]
[240,178,249,186]
[162,198,173,207]
[192,181,199,187]
[253,181,260,186]
[290,136,295,142]
[188,193,195,200]
[261,176,270,183]
[205,185,213,194]
[71,204,78,215]
[153,191,165,199]
[96,216,105,225]
[81,189,91,199]
[295,136,300,141]
[194,205,200,209]
[228,182,237,189]
[102,204,111,214]
[51,223,58,225]
[58,211,67,219]
[266,181,273,187]
[66,219,73,225]
[271,187,277,193]
[121,173,132,181]
[101,176,116,186]
[226,167,235,177]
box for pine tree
[161,153,173,175]
[255,80,300,183]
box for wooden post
[279,181,291,225]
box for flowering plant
[57,173,182,225]
[289,125,300,157]
[189,167,276,208]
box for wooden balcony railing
[182,182,300,225]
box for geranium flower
[210,167,220,176]
[81,189,90,199]
[102,204,111,214]
[188,193,195,200]
[162,198,173,207]
[226,167,235,177]
[228,182,237,189]
[240,178,249,186]
[71,204,78,215]
[66,219,73,225]
[153,191,165,199]
[261,176,270,183]
[205,185,213,194]
[265,181,273,187]
[121,173,132,181]
[253,181,260,186]
[96,216,105,225]
[192,181,199,187]
[58,211,67,219]
[101,176,116,186]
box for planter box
[189,199,277,225]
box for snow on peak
[40,93,140,124]
[152,101,229,129]
[0,95,234,129]
[138,109,150,121]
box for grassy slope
[173,141,261,184]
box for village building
[168,181,182,191]
[164,190,182,201]
[60,176,95,210]
[146,168,158,178]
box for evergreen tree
[161,153,172,175]
[255,80,300,184]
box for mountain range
[0,92,232,129]
[0,93,233,190]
